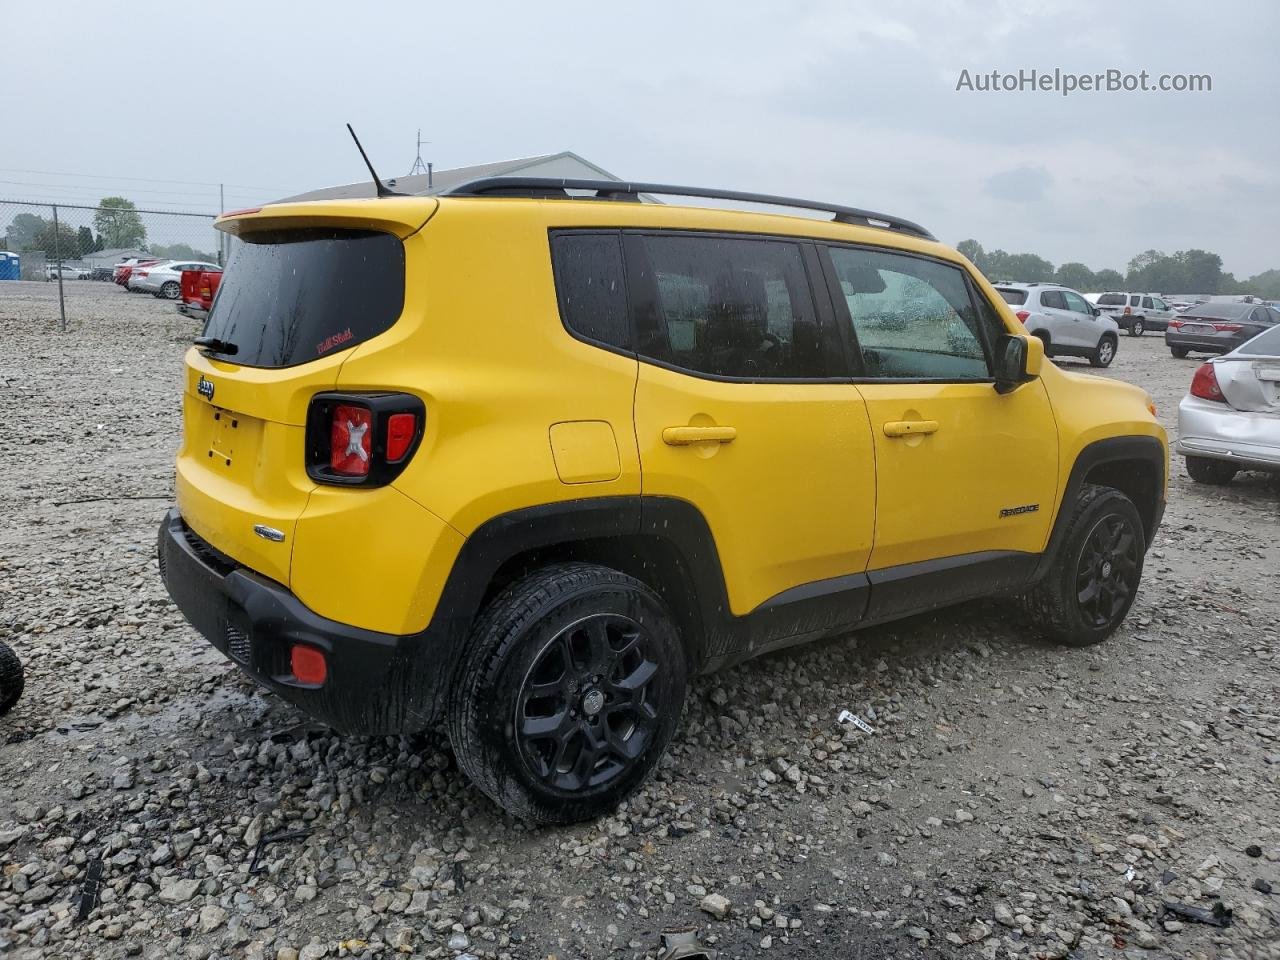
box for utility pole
[51,204,67,333]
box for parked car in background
[178,267,223,321]
[90,266,115,281]
[130,261,222,299]
[1165,301,1279,358]
[994,282,1120,367]
[44,263,91,280]
[1176,323,1280,483]
[1095,292,1178,336]
[114,257,161,287]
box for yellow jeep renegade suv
[159,177,1167,823]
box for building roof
[87,247,151,262]
[278,151,622,202]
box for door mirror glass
[993,333,1037,393]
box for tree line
[2,197,217,263]
[957,240,1280,300]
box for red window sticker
[316,327,355,356]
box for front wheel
[1128,319,1145,337]
[1090,336,1117,368]
[1022,484,1145,646]
[1185,455,1237,485]
[448,562,687,824]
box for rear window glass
[202,228,405,368]
[1097,293,1126,305]
[1183,302,1250,321]
[1238,324,1280,354]
[550,232,630,349]
[996,288,1027,305]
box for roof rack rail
[443,177,936,241]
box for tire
[1032,332,1052,358]
[447,562,687,824]
[1128,318,1145,337]
[1185,455,1237,485]
[0,642,24,717]
[1022,484,1146,647]
[1090,335,1117,368]
[1170,346,1190,359]
[161,281,180,300]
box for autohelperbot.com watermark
[955,68,1211,96]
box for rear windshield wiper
[194,336,239,355]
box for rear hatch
[175,199,436,585]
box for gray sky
[7,0,1278,277]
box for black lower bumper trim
[157,508,447,734]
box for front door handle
[662,425,737,446]
[882,419,939,438]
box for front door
[627,231,877,618]
[819,243,1058,620]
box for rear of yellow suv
[160,179,1166,824]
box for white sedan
[128,260,222,299]
[1177,323,1280,484]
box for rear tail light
[289,644,328,685]
[1123,306,1131,315]
[1015,310,1030,323]
[1212,323,1242,332]
[1189,362,1225,402]
[1167,319,1182,329]
[306,392,425,486]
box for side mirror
[994,333,1041,394]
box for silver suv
[1094,292,1177,336]
[994,282,1120,368]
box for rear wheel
[1170,346,1190,359]
[161,281,180,299]
[1128,318,1145,337]
[1185,455,1237,485]
[448,562,687,824]
[1023,484,1145,646]
[1090,335,1116,368]
[0,643,24,717]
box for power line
[0,167,288,193]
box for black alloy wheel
[1074,513,1142,630]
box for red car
[177,268,222,321]
[113,257,161,287]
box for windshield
[201,228,405,368]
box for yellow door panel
[859,380,1058,570]
[635,365,876,615]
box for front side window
[826,246,995,380]
[1062,291,1092,314]
[628,233,836,379]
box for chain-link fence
[0,199,224,331]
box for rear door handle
[662,425,737,446]
[882,419,939,438]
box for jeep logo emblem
[197,376,215,401]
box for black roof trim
[443,177,936,241]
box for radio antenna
[346,123,404,198]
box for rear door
[818,243,1057,619]
[628,231,877,618]
[177,223,417,585]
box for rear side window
[627,233,837,379]
[996,288,1027,305]
[1097,293,1126,306]
[202,228,405,368]
[826,246,997,380]
[550,232,629,349]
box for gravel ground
[1,281,1278,960]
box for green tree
[7,212,48,250]
[985,250,1055,282]
[956,239,986,270]
[76,226,95,257]
[1093,269,1125,290]
[1055,262,1096,291]
[93,197,146,248]
[149,242,218,262]
[30,220,82,259]
[1246,269,1280,300]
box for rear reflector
[330,404,373,476]
[1015,310,1030,323]
[386,412,417,462]
[290,644,328,685]
[1189,362,1225,402]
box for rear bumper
[1165,331,1239,353]
[1176,396,1280,471]
[158,508,450,733]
